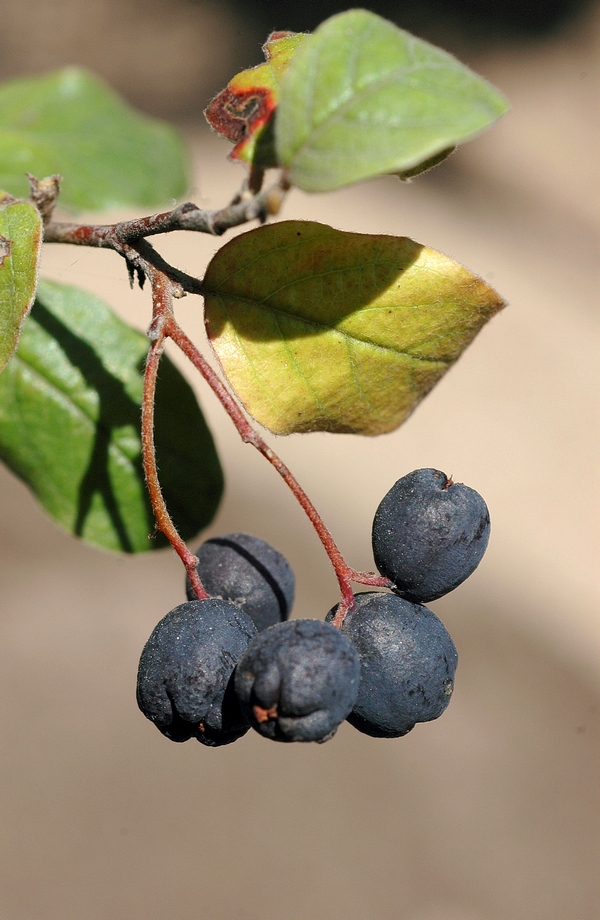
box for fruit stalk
[141,275,208,600]
[167,320,390,618]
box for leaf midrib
[206,289,451,365]
[286,54,496,159]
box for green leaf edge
[0,196,43,375]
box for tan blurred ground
[1,3,599,919]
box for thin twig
[42,175,289,297]
[26,174,62,225]
[43,173,290,246]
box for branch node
[147,324,163,344]
[27,173,62,224]
[265,188,285,217]
[180,201,199,215]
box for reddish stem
[164,319,391,624]
[141,280,208,601]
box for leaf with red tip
[205,31,307,168]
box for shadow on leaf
[31,300,151,553]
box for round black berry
[185,533,295,632]
[372,468,490,602]
[234,619,360,743]
[326,592,458,738]
[137,599,257,747]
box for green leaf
[276,9,509,192]
[0,68,189,211]
[0,194,42,374]
[203,221,505,436]
[0,279,223,552]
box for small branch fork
[39,174,391,626]
[43,174,291,264]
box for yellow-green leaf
[203,221,505,436]
[0,194,42,374]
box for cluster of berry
[137,469,490,745]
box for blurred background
[1,1,599,918]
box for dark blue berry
[185,533,295,632]
[372,468,490,602]
[234,619,360,743]
[326,592,458,738]
[137,599,257,747]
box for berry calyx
[234,619,360,742]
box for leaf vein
[213,292,452,364]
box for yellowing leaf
[203,221,505,436]
[205,32,306,167]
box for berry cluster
[137,469,490,745]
